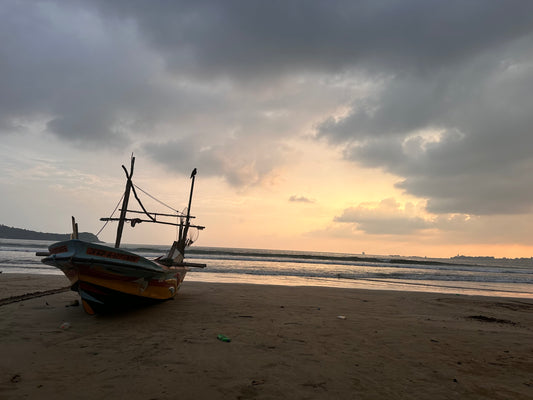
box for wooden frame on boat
[38,156,206,314]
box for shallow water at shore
[1,238,532,298]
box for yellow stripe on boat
[79,273,178,300]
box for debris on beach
[217,334,231,342]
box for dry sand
[1,273,532,399]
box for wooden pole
[71,216,79,239]
[115,156,135,248]
[178,168,197,254]
[185,168,197,228]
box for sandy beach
[1,274,532,399]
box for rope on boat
[133,184,180,214]
[96,192,125,237]
[132,184,194,243]
[132,183,185,241]
[0,287,71,307]
[95,178,184,237]
[129,180,157,222]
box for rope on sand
[0,287,70,306]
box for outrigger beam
[118,209,195,219]
[100,217,205,230]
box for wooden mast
[178,168,197,254]
[114,156,135,248]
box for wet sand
[1,273,532,399]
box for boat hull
[42,240,187,313]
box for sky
[2,0,533,258]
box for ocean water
[1,238,532,298]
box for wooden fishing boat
[37,156,205,314]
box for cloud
[321,198,533,247]
[289,195,314,204]
[92,0,533,79]
[315,4,533,216]
[321,55,533,215]
[3,0,533,205]
[142,134,292,188]
[1,1,142,143]
[334,198,433,235]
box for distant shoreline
[0,224,102,243]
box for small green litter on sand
[217,334,231,342]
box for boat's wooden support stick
[71,216,79,239]
[115,156,135,248]
[178,168,197,254]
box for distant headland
[0,224,102,243]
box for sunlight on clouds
[401,128,465,157]
[334,197,433,235]
[401,129,445,156]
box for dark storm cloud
[3,0,533,205]
[1,1,125,141]
[319,34,533,215]
[310,3,533,216]
[0,0,221,145]
[93,0,533,79]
